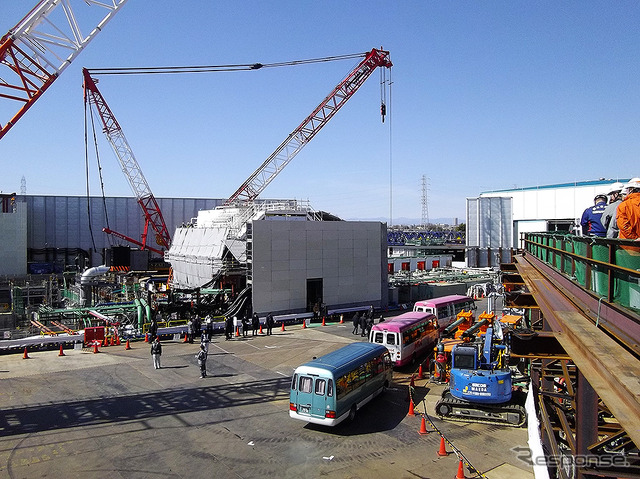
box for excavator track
[435,390,527,427]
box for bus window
[291,373,298,390]
[315,378,326,395]
[437,306,448,319]
[327,379,334,397]
[299,376,313,393]
[387,333,396,345]
[373,332,384,343]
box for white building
[466,178,630,266]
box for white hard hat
[607,182,624,194]
[625,177,640,190]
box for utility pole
[421,175,430,228]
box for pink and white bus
[369,311,438,366]
[412,295,475,330]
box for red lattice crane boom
[83,68,171,254]
[0,0,128,140]
[224,48,392,205]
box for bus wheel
[348,405,357,422]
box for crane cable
[84,52,368,76]
[83,97,99,255]
[84,94,113,249]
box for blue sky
[0,1,637,224]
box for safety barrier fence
[523,233,640,315]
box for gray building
[0,195,221,274]
[249,219,388,315]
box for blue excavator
[434,325,527,427]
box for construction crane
[166,47,392,290]
[224,47,392,205]
[83,68,171,256]
[0,0,128,140]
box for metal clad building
[466,179,630,266]
[1,195,221,273]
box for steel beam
[514,254,640,448]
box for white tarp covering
[165,226,229,289]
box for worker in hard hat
[617,178,640,240]
[580,194,608,237]
[600,182,625,238]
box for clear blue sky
[0,1,637,224]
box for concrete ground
[0,320,534,479]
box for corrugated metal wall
[21,195,221,266]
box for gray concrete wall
[0,201,27,275]
[250,220,387,315]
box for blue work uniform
[580,202,607,237]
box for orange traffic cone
[322,317,326,326]
[408,399,415,416]
[102,336,108,347]
[183,332,189,343]
[281,322,285,332]
[125,339,131,350]
[58,344,65,357]
[235,326,240,337]
[302,320,306,329]
[339,315,344,324]
[110,335,115,346]
[259,324,264,334]
[418,363,424,379]
[144,333,149,342]
[116,335,121,346]
[455,459,466,479]
[419,416,428,435]
[93,342,99,354]
[410,374,415,388]
[22,347,29,359]
[437,436,449,456]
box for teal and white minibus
[289,342,393,426]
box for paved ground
[0,321,534,479]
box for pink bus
[369,311,438,366]
[412,295,475,330]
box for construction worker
[580,194,608,237]
[600,182,625,238]
[617,178,640,240]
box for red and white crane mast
[0,0,128,140]
[225,48,392,205]
[83,68,171,254]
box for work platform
[506,233,640,479]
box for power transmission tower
[421,175,430,228]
